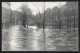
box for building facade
[2,2,11,28]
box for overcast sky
[11,2,66,15]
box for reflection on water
[32,30,40,50]
[4,26,44,51]
[2,26,79,51]
[32,39,39,50]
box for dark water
[2,26,79,51]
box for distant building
[2,2,11,28]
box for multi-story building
[2,2,11,28]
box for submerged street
[2,2,79,51]
[2,25,79,51]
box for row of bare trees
[33,2,78,29]
[2,2,78,29]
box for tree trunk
[59,21,61,29]
[52,19,53,29]
[15,18,16,25]
[67,17,69,29]
[49,19,51,26]
[22,21,26,28]
[58,9,61,29]
[73,12,75,29]
[70,15,71,28]
[43,2,46,50]
[26,19,28,29]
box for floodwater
[2,26,79,51]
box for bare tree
[31,2,46,50]
[20,3,29,28]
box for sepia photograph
[2,1,79,51]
